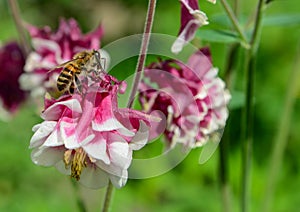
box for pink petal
[187,48,212,79]
[60,120,80,149]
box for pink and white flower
[171,0,209,54]
[30,77,158,188]
[19,18,104,98]
[0,41,27,120]
[139,47,230,149]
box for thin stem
[218,44,239,212]
[7,0,30,55]
[262,42,300,212]
[233,0,240,16]
[101,1,157,211]
[241,0,264,212]
[127,0,157,108]
[102,181,114,212]
[219,131,231,212]
[70,179,87,212]
[220,0,249,48]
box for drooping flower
[139,47,230,149]
[171,0,209,54]
[19,18,104,99]
[29,73,159,188]
[0,41,27,120]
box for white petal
[95,160,128,188]
[32,38,64,64]
[43,128,64,147]
[109,170,128,188]
[79,165,109,189]
[24,52,42,72]
[19,73,46,90]
[31,147,63,166]
[29,121,57,148]
[55,160,70,175]
[191,10,209,25]
[42,99,82,120]
[60,121,80,149]
[109,141,131,169]
[83,137,110,164]
[207,0,216,4]
[129,121,149,150]
[92,118,135,137]
[32,123,42,132]
[96,158,129,179]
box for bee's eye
[94,51,100,57]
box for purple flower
[0,42,27,120]
[171,0,209,54]
[30,74,159,188]
[139,47,230,149]
[20,18,104,98]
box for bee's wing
[198,128,224,164]
[47,58,80,73]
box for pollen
[63,148,87,181]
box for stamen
[67,148,87,181]
[63,149,72,168]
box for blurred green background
[0,0,300,211]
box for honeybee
[51,49,103,94]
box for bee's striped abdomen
[57,63,80,92]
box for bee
[51,49,103,94]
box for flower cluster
[139,47,230,149]
[0,42,27,120]
[30,74,158,188]
[19,18,103,99]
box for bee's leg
[74,75,82,93]
[100,57,106,71]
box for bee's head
[93,50,100,58]
[93,50,102,66]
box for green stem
[7,0,30,55]
[127,0,157,108]
[102,181,114,212]
[262,42,300,212]
[101,1,157,211]
[70,179,87,212]
[218,44,239,212]
[233,0,240,16]
[219,131,231,212]
[220,0,249,48]
[241,1,264,212]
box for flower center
[64,148,87,181]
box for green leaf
[263,14,300,27]
[196,29,241,44]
